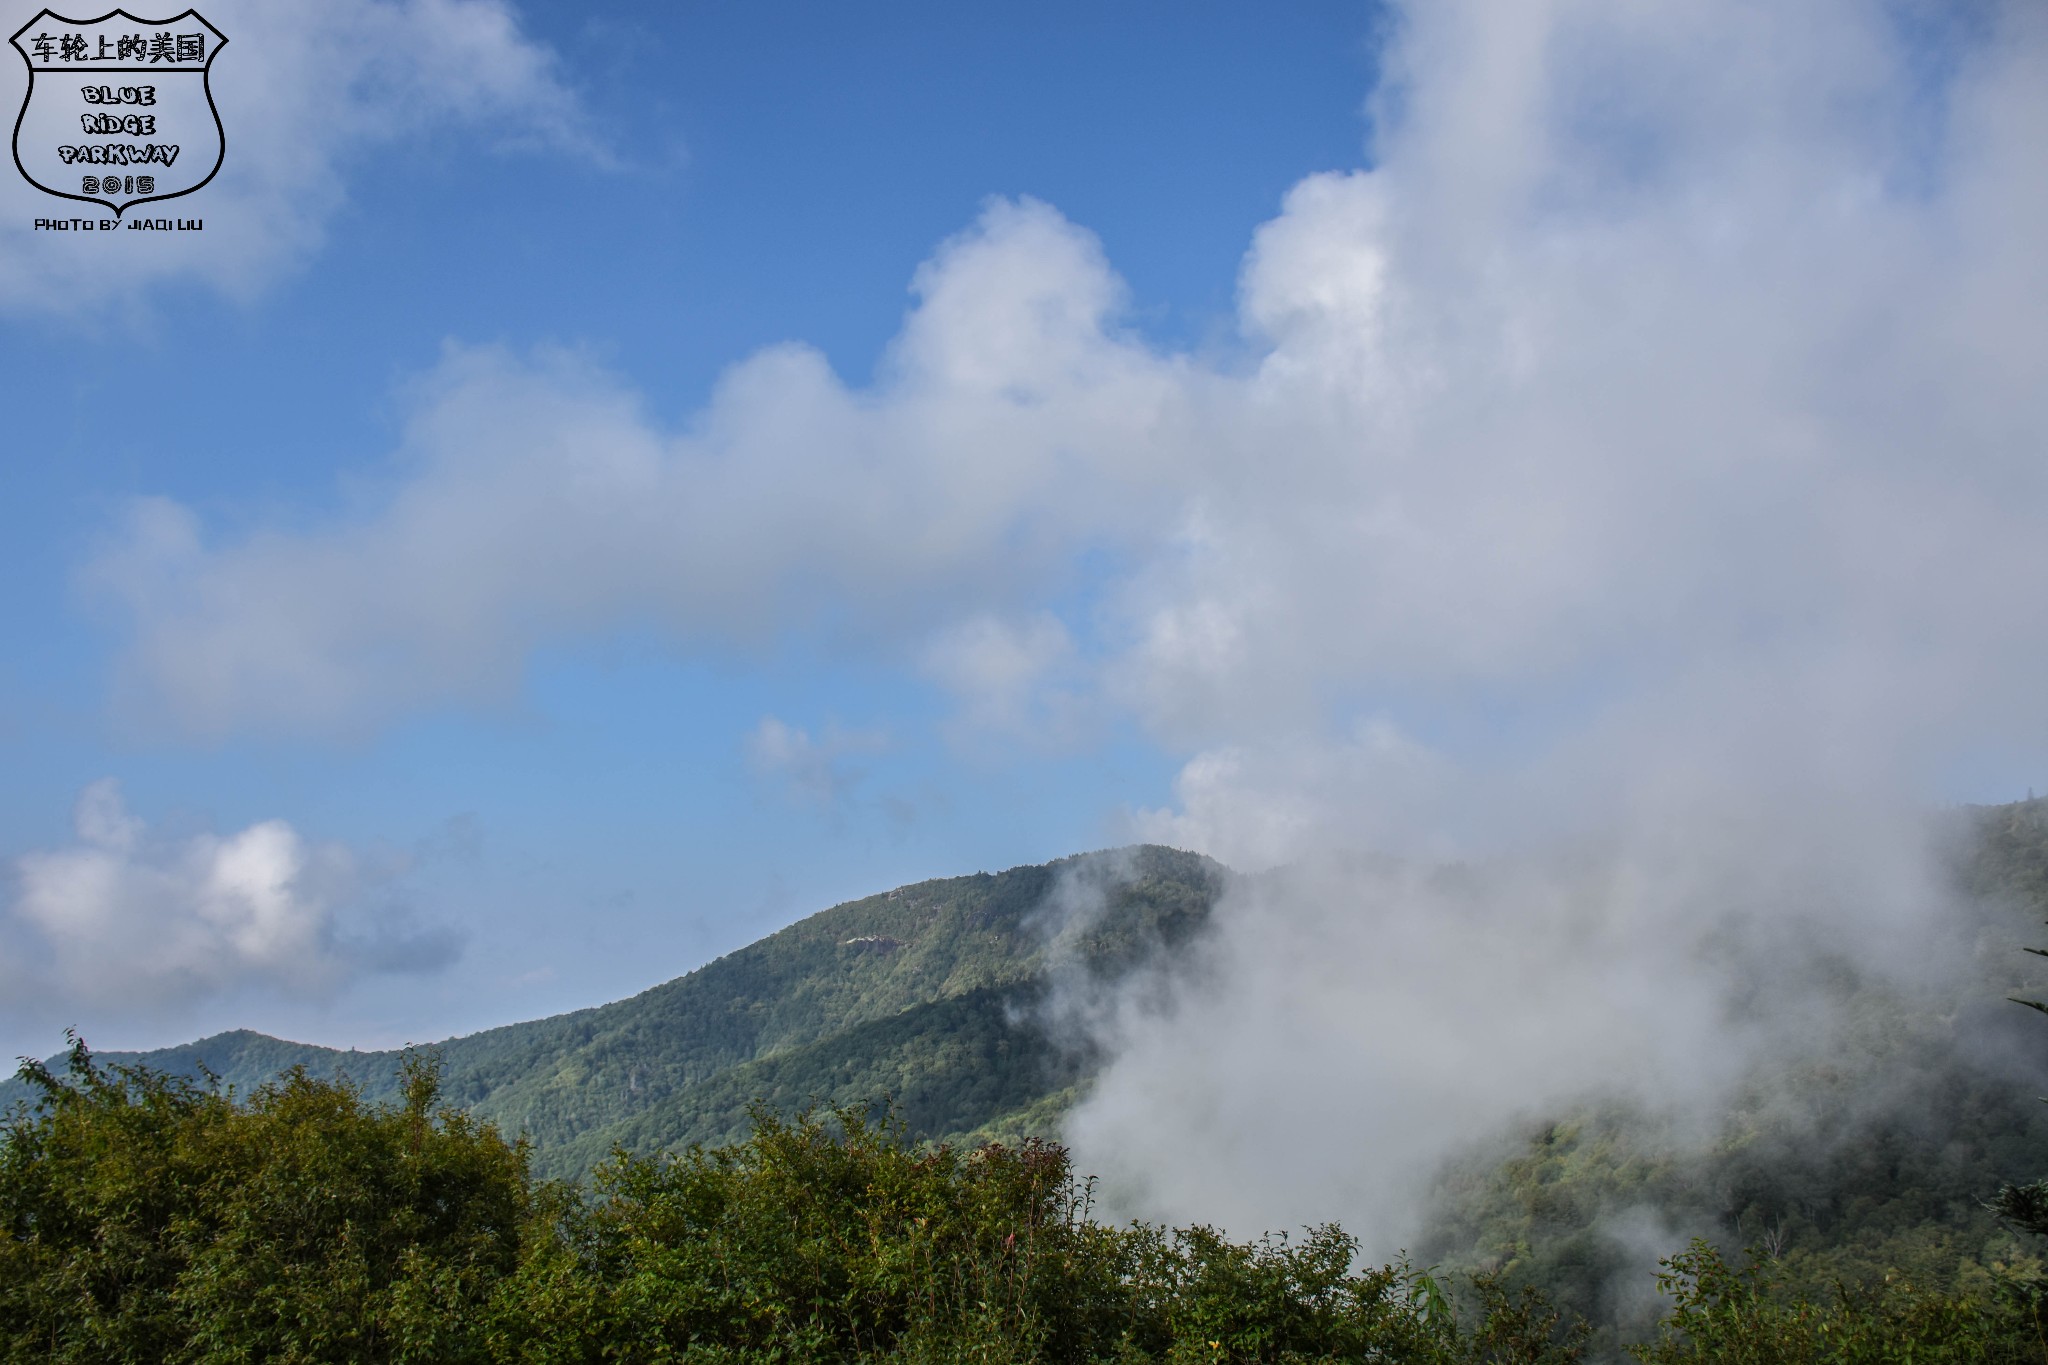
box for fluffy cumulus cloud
[88,1,2048,785]
[1,780,459,1054]
[1073,0,2048,1250]
[0,0,589,312]
[91,199,1186,737]
[79,0,2048,1244]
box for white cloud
[1059,810,1958,1254]
[1065,0,2048,1250]
[0,0,591,313]
[89,1,2048,777]
[89,199,1185,737]
[1124,719,1456,873]
[745,716,887,809]
[920,611,1094,747]
[2,780,459,1052]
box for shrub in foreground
[0,1035,530,1363]
[1629,1238,2048,1365]
[0,1038,1577,1362]
[496,1108,1586,1363]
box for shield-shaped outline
[10,7,227,216]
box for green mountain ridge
[3,844,1225,1180]
[15,807,2048,1354]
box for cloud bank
[89,1,2048,786]
[90,199,1179,736]
[0,0,590,312]
[2,780,460,1057]
[79,0,2048,1248]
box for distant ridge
[19,809,2048,1345]
[2,845,1226,1179]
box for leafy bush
[500,1105,1586,1362]
[1,1041,1588,1363]
[0,1034,533,1363]
[1629,1238,2048,1365]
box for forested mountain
[1,845,1224,1180]
[14,806,2048,1356]
[1411,799,2048,1350]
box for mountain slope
[15,808,2048,1357]
[4,845,1224,1178]
[1411,800,2048,1352]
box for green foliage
[1628,1239,2048,1364]
[554,983,1090,1173]
[499,1107,1107,1361]
[495,1103,1585,1362]
[1,1042,1585,1364]
[0,1034,536,1363]
[1422,1055,2048,1347]
[1991,1179,2048,1241]
[1990,901,2048,1240]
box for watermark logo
[11,8,226,214]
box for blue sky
[0,1,1385,1055]
[3,0,2045,1064]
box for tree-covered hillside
[9,1037,2044,1363]
[15,806,2048,1356]
[1,845,1223,1180]
[2,1041,1613,1364]
[17,808,2048,1360]
[1412,799,2048,1351]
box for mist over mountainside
[2,846,1225,1180]
[12,801,2048,1352]
[1376,798,2048,1347]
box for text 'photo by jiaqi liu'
[11,7,223,229]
